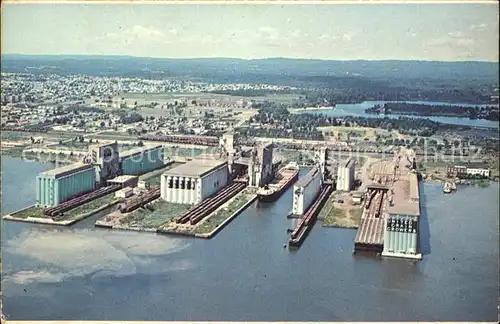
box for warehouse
[292,166,322,215]
[107,175,139,188]
[382,173,422,259]
[336,158,356,191]
[161,160,228,204]
[36,163,96,207]
[120,145,164,175]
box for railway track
[176,182,246,225]
[139,135,219,147]
[189,183,246,225]
[118,188,161,213]
[44,185,121,217]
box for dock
[353,147,423,260]
[354,189,387,252]
[289,184,333,248]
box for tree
[137,140,144,147]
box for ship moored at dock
[257,162,300,202]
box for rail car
[43,185,121,218]
[139,135,219,147]
[175,182,246,225]
[118,188,161,213]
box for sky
[1,2,499,61]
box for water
[301,101,500,129]
[1,155,498,321]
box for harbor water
[300,100,500,129]
[1,155,498,321]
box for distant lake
[300,101,500,129]
[1,155,498,321]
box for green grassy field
[194,192,254,234]
[64,193,119,220]
[9,206,46,219]
[323,205,363,228]
[9,192,119,221]
[120,200,191,228]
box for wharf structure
[160,160,229,205]
[288,147,331,247]
[292,166,323,216]
[382,172,421,259]
[36,162,96,207]
[354,149,422,260]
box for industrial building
[161,160,229,204]
[382,173,422,259]
[107,175,139,188]
[36,163,96,207]
[336,158,355,191]
[292,166,323,215]
[120,145,164,175]
[248,143,274,187]
[446,163,490,178]
[465,166,490,177]
[88,142,120,182]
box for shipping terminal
[3,132,423,261]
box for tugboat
[443,181,452,194]
[257,162,300,202]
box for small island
[365,102,499,121]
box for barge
[289,184,333,248]
[257,162,300,202]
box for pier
[289,184,333,247]
[354,188,387,252]
[353,147,423,260]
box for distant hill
[1,54,498,83]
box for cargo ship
[257,162,300,202]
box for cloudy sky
[1,2,498,61]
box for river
[1,155,498,321]
[299,101,499,129]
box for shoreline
[195,194,257,239]
[2,200,121,226]
[96,192,257,238]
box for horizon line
[1,53,498,64]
